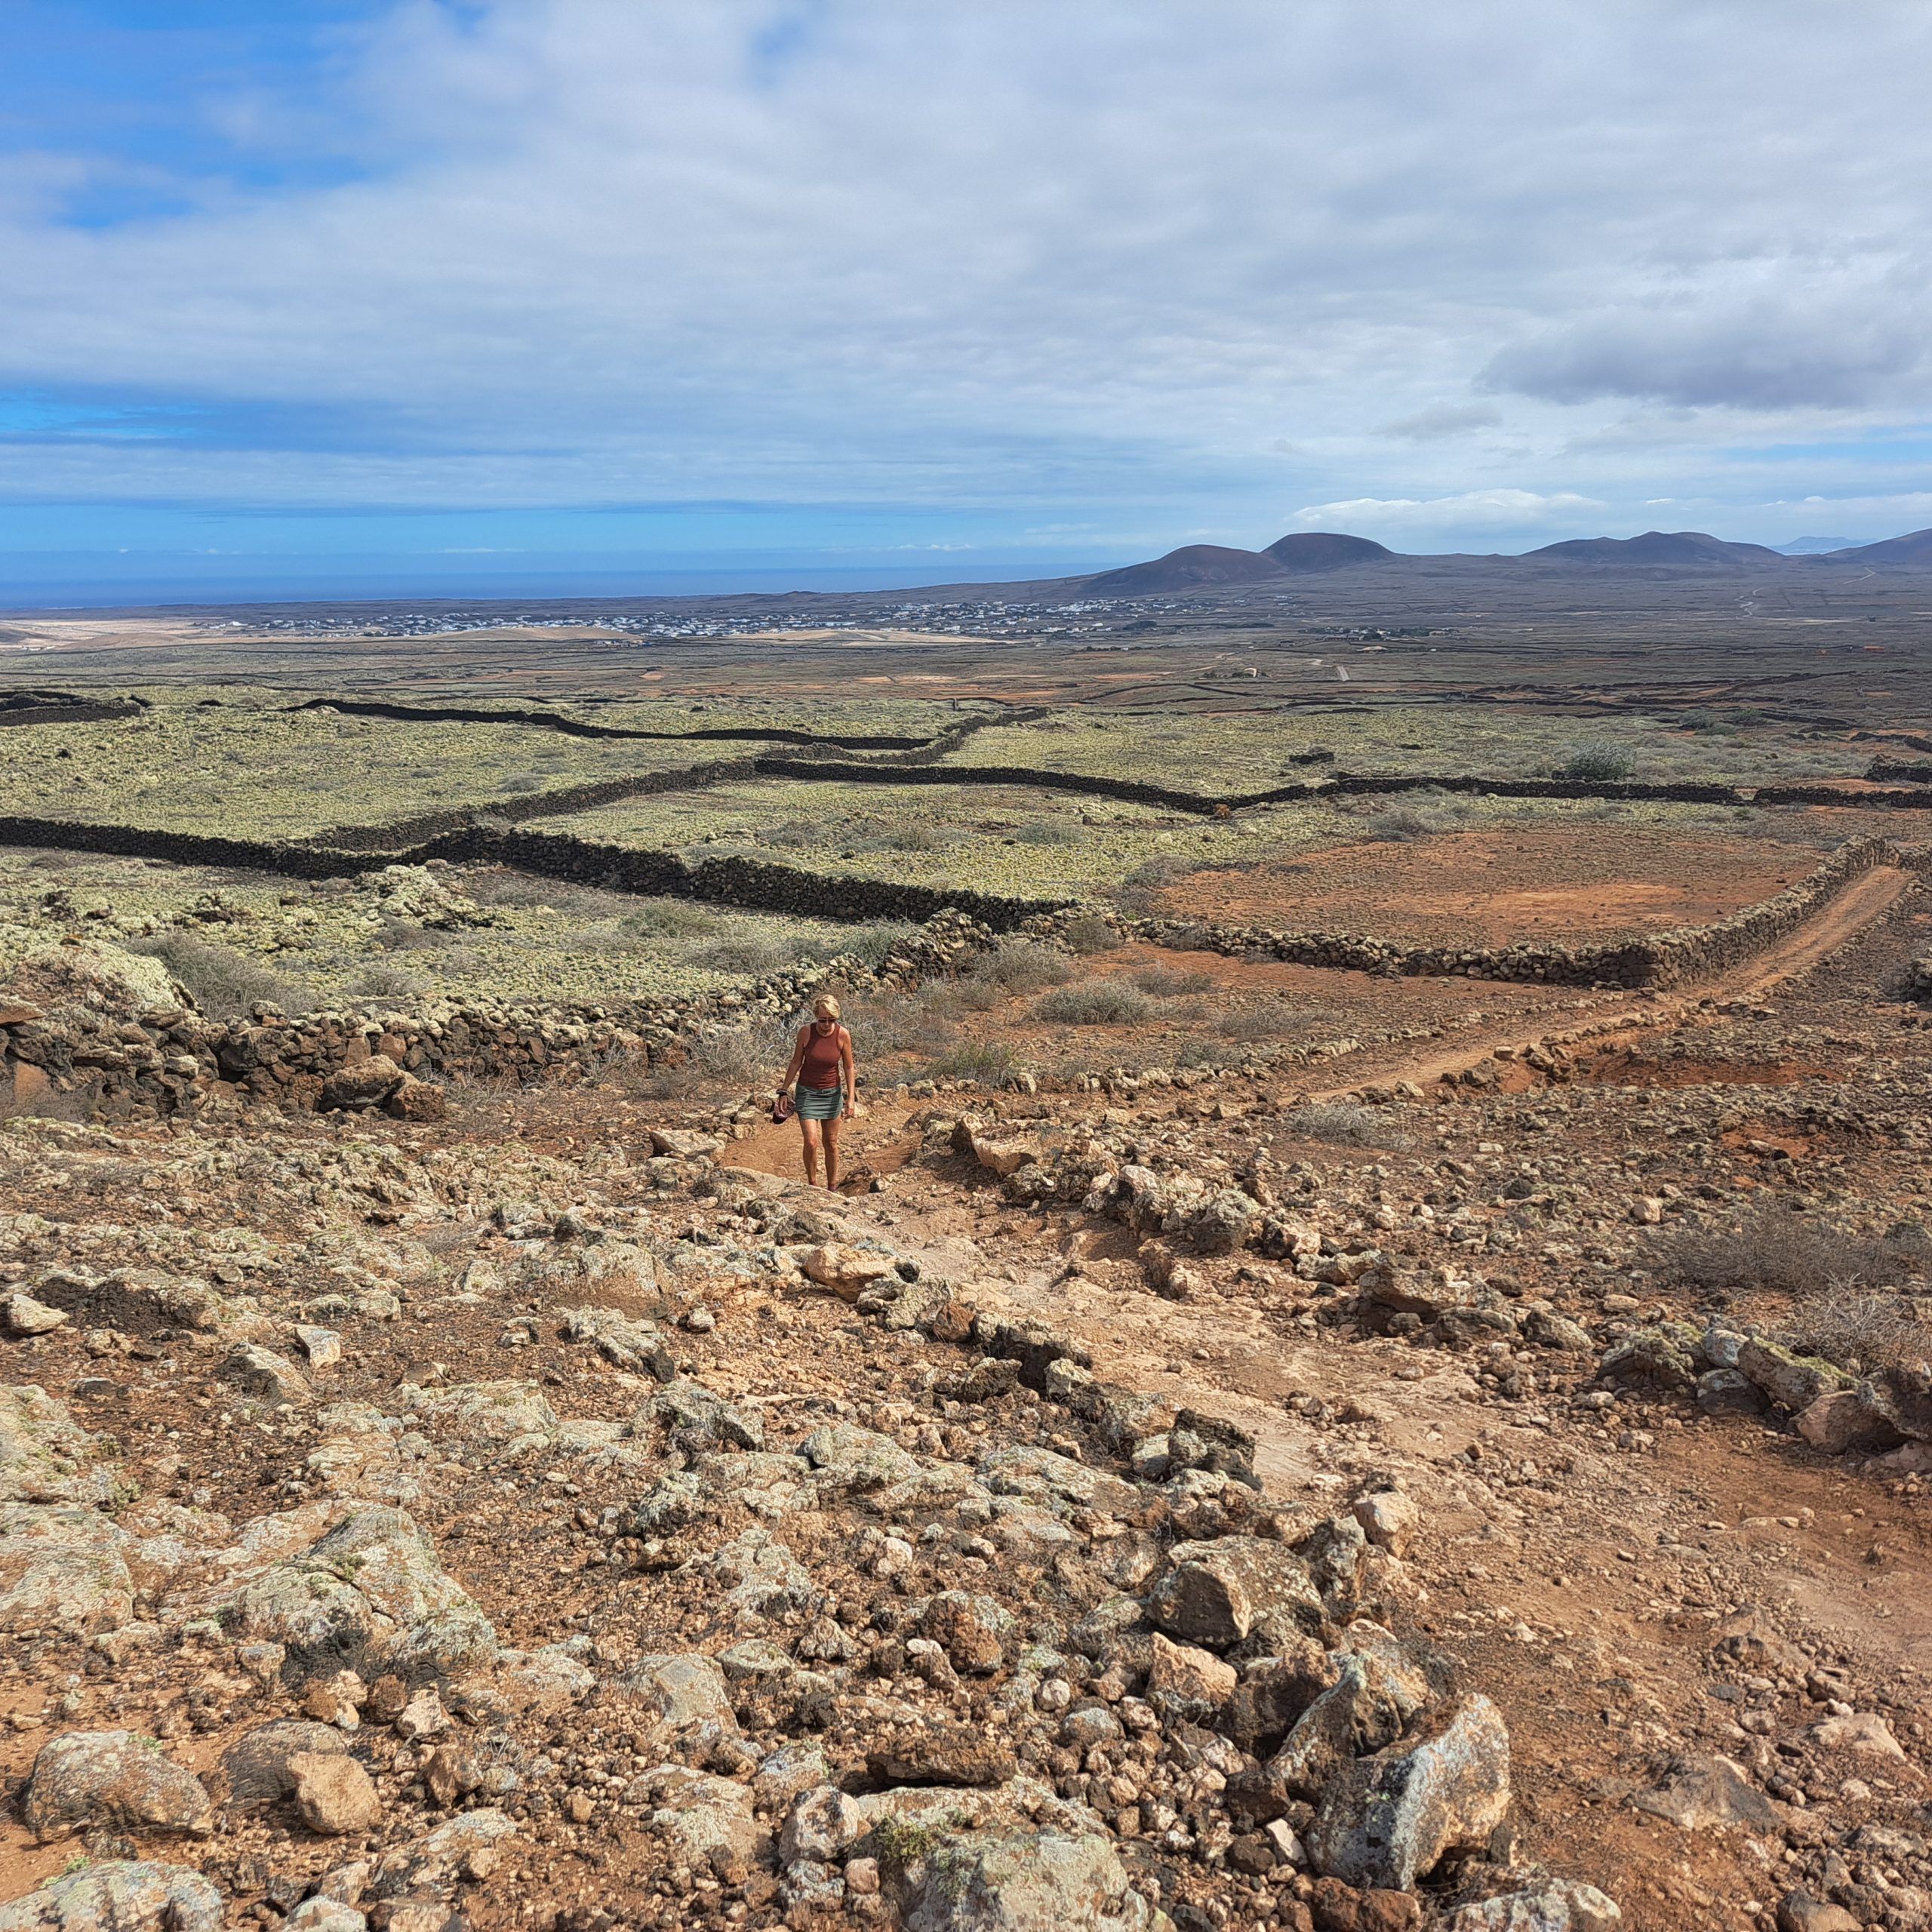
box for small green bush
[1557,741,1637,782]
[1781,1287,1931,1377]
[1654,1204,1930,1295]
[693,937,793,975]
[348,962,427,1001]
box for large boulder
[222,1719,349,1801]
[897,1828,1167,1931]
[1145,1537,1325,1647]
[0,1860,223,1932]
[23,1731,214,1841]
[1267,1637,1433,1801]
[1735,1340,1850,1414]
[1309,1694,1511,1891]
[231,1505,497,1683]
[320,1056,404,1112]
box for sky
[3,0,1931,604]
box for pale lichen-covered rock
[626,1765,761,1866]
[798,1422,921,1494]
[1630,1752,1780,1829]
[0,1504,137,1635]
[622,1652,735,1729]
[23,1730,214,1840]
[1447,1885,1622,1932]
[405,1380,558,1456]
[231,1505,497,1683]
[897,1828,1165,1932]
[635,1381,762,1451]
[1734,1338,1850,1414]
[1309,1694,1512,1890]
[0,1386,124,1505]
[558,1306,675,1380]
[223,1343,314,1407]
[0,1860,223,1932]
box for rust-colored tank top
[800,1023,844,1086]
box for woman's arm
[780,1026,808,1092]
[840,1026,856,1105]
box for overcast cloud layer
[4,0,1931,594]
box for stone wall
[0,909,1004,1126]
[1118,836,1906,990]
[281,695,944,750]
[0,814,1066,929]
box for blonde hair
[812,994,841,1021]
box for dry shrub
[1284,1102,1413,1150]
[1781,1288,1932,1378]
[1060,913,1121,955]
[1133,965,1214,997]
[128,934,315,1020]
[1652,1204,1931,1295]
[928,1039,1020,1084]
[968,941,1071,994]
[694,936,795,975]
[349,962,427,1001]
[1035,980,1153,1026]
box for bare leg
[823,1115,843,1190]
[799,1118,822,1186]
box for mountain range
[1075,525,1932,595]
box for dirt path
[1317,862,1914,1097]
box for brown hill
[1524,530,1783,568]
[1821,527,1932,565]
[1262,531,1395,571]
[1081,543,1285,595]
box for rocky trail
[0,855,1928,1932]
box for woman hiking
[777,994,856,1189]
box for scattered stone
[1629,1752,1780,1830]
[5,1294,69,1337]
[290,1752,383,1835]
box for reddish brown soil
[1160,827,1815,946]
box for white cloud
[1291,490,1605,534]
[1,0,1930,538]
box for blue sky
[3,1,1931,604]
